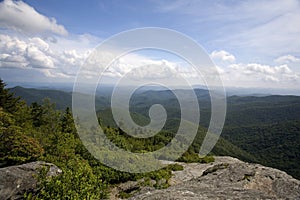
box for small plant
[167,163,184,171]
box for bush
[167,163,184,171]
[0,125,44,166]
[176,151,214,163]
[36,157,108,199]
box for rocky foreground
[0,157,299,199]
[0,161,62,200]
[128,157,300,200]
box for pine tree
[0,79,20,113]
[30,102,44,127]
[61,107,76,134]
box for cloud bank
[0,0,67,35]
[212,50,299,88]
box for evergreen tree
[30,102,44,127]
[0,79,20,113]
[61,107,76,134]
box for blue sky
[0,0,300,92]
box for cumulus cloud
[216,66,225,74]
[25,45,54,69]
[0,0,68,35]
[274,55,300,64]
[103,55,180,80]
[208,47,300,88]
[0,34,89,78]
[226,63,298,84]
[230,63,292,76]
[0,33,193,82]
[0,30,298,88]
[95,55,207,87]
[211,50,235,63]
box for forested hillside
[0,79,214,198]
[9,84,300,179]
[125,89,300,179]
[222,121,300,179]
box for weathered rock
[117,181,140,193]
[0,161,62,200]
[109,178,158,200]
[130,157,300,200]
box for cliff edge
[129,156,300,200]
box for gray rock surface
[0,161,62,200]
[130,156,300,200]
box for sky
[0,0,300,93]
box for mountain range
[10,86,300,179]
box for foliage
[6,79,300,196]
[36,157,107,200]
[1,79,201,198]
[0,124,44,165]
[176,151,214,163]
[166,163,184,171]
[222,120,300,179]
[0,79,20,113]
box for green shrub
[36,157,108,199]
[176,152,214,163]
[0,125,44,165]
[167,163,184,171]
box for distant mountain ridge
[11,86,72,109]
[10,86,110,110]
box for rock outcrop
[1,157,299,199]
[130,157,300,200]
[0,161,62,200]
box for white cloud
[29,37,49,51]
[103,55,180,80]
[274,55,300,64]
[0,0,67,35]
[1,33,185,81]
[2,33,295,88]
[25,45,54,69]
[0,34,94,78]
[223,62,299,87]
[204,47,300,88]
[265,75,279,82]
[216,66,225,74]
[127,63,175,80]
[83,52,204,86]
[229,63,293,76]
[211,50,235,63]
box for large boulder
[130,157,300,199]
[0,161,62,200]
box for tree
[61,107,76,135]
[0,78,20,113]
[30,102,44,127]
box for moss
[167,163,184,171]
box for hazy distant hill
[10,86,72,110]
[10,86,110,110]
